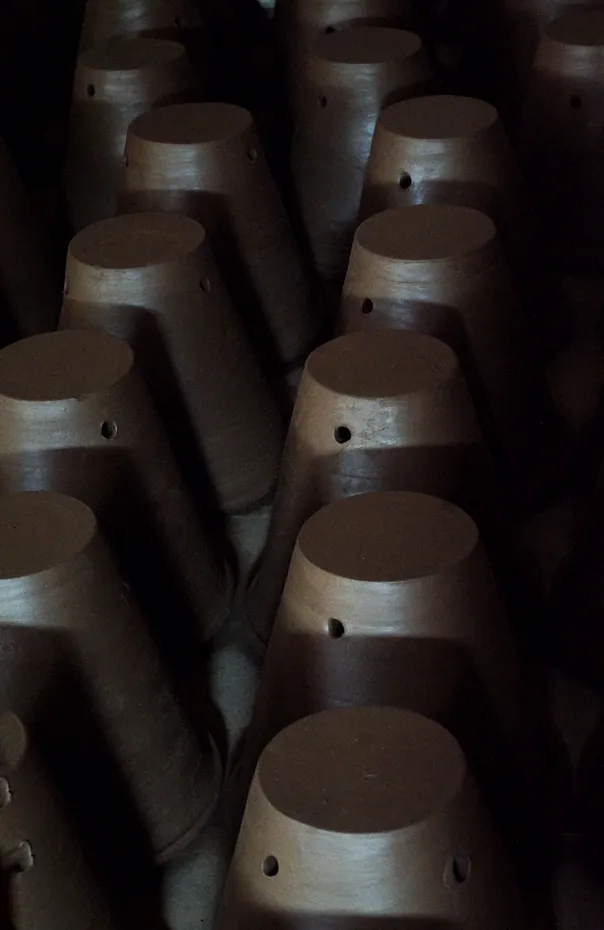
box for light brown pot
[0,139,60,338]
[61,212,284,515]
[0,330,231,644]
[119,102,318,374]
[521,9,604,267]
[290,25,433,288]
[338,205,563,502]
[218,707,529,930]
[0,711,118,929]
[64,37,199,232]
[247,329,496,648]
[359,94,568,351]
[0,491,220,861]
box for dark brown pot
[290,25,433,288]
[0,712,118,929]
[218,707,529,930]
[79,0,204,49]
[0,330,231,645]
[246,329,495,648]
[119,102,319,375]
[0,491,220,861]
[521,9,604,267]
[61,212,284,515]
[64,37,198,232]
[338,205,563,502]
[0,139,60,339]
[360,94,569,352]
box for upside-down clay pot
[61,213,284,515]
[64,37,198,232]
[338,205,563,502]
[0,712,118,929]
[0,139,61,338]
[360,94,569,352]
[79,0,204,50]
[0,492,220,861]
[489,0,604,128]
[218,707,529,930]
[521,9,604,267]
[120,102,319,376]
[290,26,433,289]
[0,331,231,645]
[247,329,496,648]
[239,491,548,852]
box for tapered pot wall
[0,492,220,861]
[61,213,284,514]
[290,26,433,288]
[338,205,561,502]
[247,329,496,647]
[360,94,567,351]
[0,331,230,643]
[521,9,604,267]
[120,102,318,374]
[0,139,60,338]
[64,37,198,232]
[218,707,529,930]
[0,712,118,929]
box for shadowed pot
[338,205,563,502]
[275,0,417,86]
[521,9,604,267]
[64,37,198,232]
[120,103,318,377]
[0,139,60,338]
[290,25,433,288]
[0,330,230,645]
[79,0,204,50]
[0,712,118,929]
[61,213,284,515]
[488,0,604,127]
[247,329,497,648]
[0,493,220,861]
[217,707,529,930]
[240,491,548,851]
[360,94,568,352]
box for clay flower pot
[521,9,604,267]
[79,0,204,50]
[0,711,118,929]
[218,707,529,930]
[360,94,568,351]
[338,205,563,502]
[64,37,198,232]
[0,139,61,339]
[290,25,433,289]
[119,102,319,377]
[61,213,284,515]
[247,329,496,648]
[0,330,231,644]
[0,491,220,861]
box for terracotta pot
[0,491,220,861]
[0,139,61,338]
[247,329,496,648]
[274,0,417,86]
[489,0,603,128]
[218,707,529,930]
[0,712,118,929]
[61,212,284,515]
[520,9,604,267]
[290,25,433,288]
[241,492,551,849]
[338,205,563,502]
[64,37,198,232]
[119,102,318,375]
[0,330,231,644]
[359,94,569,352]
[79,0,204,49]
